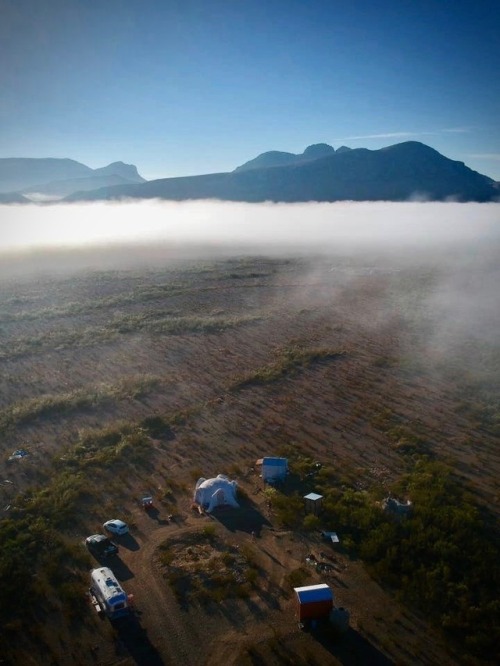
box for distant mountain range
[234,142,341,171]
[0,158,145,200]
[1,143,498,204]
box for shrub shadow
[143,506,170,525]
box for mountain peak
[0,157,146,196]
[94,161,145,181]
[302,143,335,158]
[235,143,336,172]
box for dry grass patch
[0,374,161,431]
[232,345,347,389]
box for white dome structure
[194,474,239,513]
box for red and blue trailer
[294,583,334,623]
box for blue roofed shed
[262,457,288,483]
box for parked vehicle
[85,534,118,557]
[103,519,129,535]
[90,567,129,618]
[140,495,154,510]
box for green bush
[285,567,310,588]
[303,514,321,531]
[202,524,216,538]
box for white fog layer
[0,201,499,253]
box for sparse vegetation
[0,312,261,360]
[0,254,498,665]
[0,375,161,432]
[0,284,187,323]
[0,416,164,656]
[277,441,500,659]
[232,346,347,388]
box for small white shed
[304,492,323,515]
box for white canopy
[194,474,239,513]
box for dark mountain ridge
[65,141,497,204]
[234,142,336,172]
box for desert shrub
[220,551,234,566]
[272,492,303,529]
[233,346,347,388]
[202,524,216,539]
[58,580,88,617]
[285,567,310,588]
[262,486,278,503]
[240,544,258,566]
[158,542,174,566]
[25,472,87,528]
[56,423,152,471]
[140,415,174,438]
[303,514,321,531]
[386,425,429,456]
[245,568,258,585]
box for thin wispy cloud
[441,127,471,134]
[335,132,425,141]
[336,128,471,142]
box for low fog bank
[0,200,498,278]
[0,200,498,397]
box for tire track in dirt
[122,522,202,666]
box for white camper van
[90,567,129,618]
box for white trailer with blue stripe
[90,567,130,618]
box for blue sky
[1,0,499,180]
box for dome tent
[194,474,239,513]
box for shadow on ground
[210,500,271,535]
[143,506,170,525]
[115,532,140,551]
[315,626,394,666]
[109,556,135,581]
[111,614,164,666]
[92,554,135,581]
